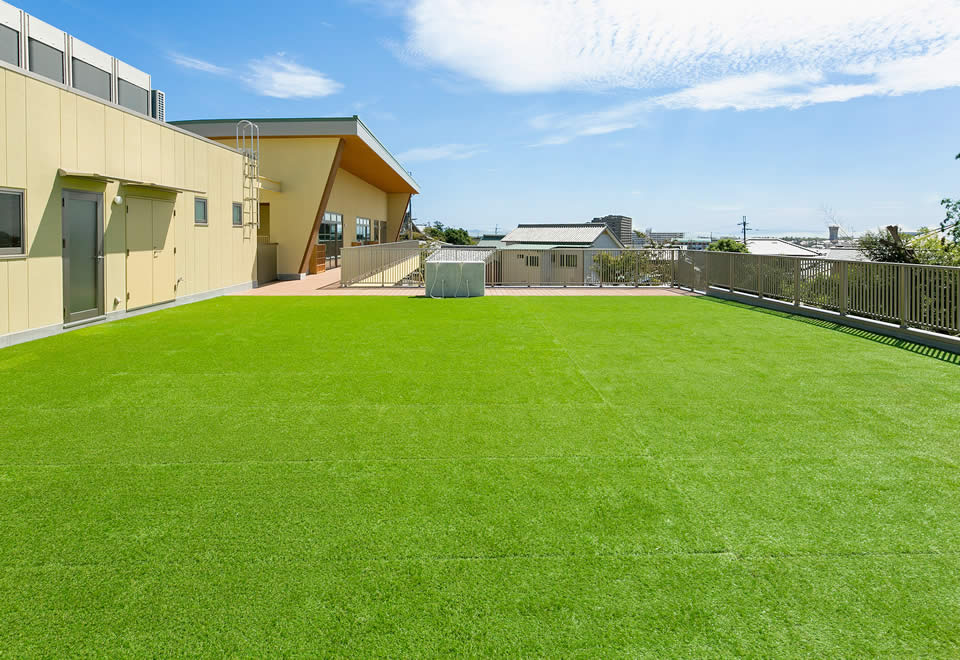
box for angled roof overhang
[171,116,420,195]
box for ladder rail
[236,120,261,230]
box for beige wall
[386,192,411,243]
[327,168,388,247]
[228,137,340,276]
[217,136,403,276]
[0,64,254,339]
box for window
[372,220,387,243]
[232,203,243,227]
[118,79,150,115]
[526,255,540,267]
[551,253,577,268]
[72,58,111,101]
[356,217,371,243]
[28,38,63,83]
[0,189,24,256]
[0,24,18,66]
[194,198,207,225]
[318,212,343,243]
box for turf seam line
[4,549,959,571]
[0,450,942,468]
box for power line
[737,216,752,244]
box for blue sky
[22,0,960,237]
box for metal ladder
[236,120,260,229]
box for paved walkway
[236,268,695,297]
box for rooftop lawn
[1,295,959,655]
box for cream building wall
[328,168,388,246]
[0,63,254,342]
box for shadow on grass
[697,295,960,366]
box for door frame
[61,188,105,324]
[124,193,177,310]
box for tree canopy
[707,238,749,253]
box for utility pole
[737,215,750,244]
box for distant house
[746,238,823,257]
[493,223,626,285]
[502,223,626,250]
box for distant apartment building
[674,237,711,250]
[645,229,685,244]
[591,215,633,247]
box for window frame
[117,78,150,115]
[356,217,371,243]
[71,57,112,102]
[27,37,64,83]
[232,202,243,227]
[0,188,25,257]
[318,211,343,244]
[0,23,19,67]
[194,197,208,226]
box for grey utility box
[425,260,485,297]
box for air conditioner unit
[151,89,165,122]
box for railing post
[793,258,800,307]
[840,261,848,316]
[729,254,735,293]
[756,255,763,299]
[899,264,907,328]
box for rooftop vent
[151,89,165,122]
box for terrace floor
[1,296,958,655]
[240,268,695,296]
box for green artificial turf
[1,295,959,656]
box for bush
[707,238,749,253]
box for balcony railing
[675,251,960,338]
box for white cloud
[531,41,960,143]
[169,52,344,99]
[402,0,960,93]
[248,55,343,99]
[169,53,230,76]
[400,0,960,141]
[396,144,486,162]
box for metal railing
[341,243,960,344]
[340,240,431,287]
[343,245,679,288]
[674,251,960,337]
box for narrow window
[232,202,242,227]
[28,38,64,83]
[0,189,24,256]
[526,255,539,267]
[356,217,371,243]
[0,24,18,66]
[194,198,207,225]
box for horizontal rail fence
[340,240,432,287]
[680,251,960,339]
[343,246,681,288]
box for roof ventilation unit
[151,89,165,122]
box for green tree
[707,238,748,253]
[910,228,960,266]
[441,227,474,245]
[422,221,475,245]
[857,226,917,263]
